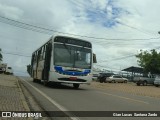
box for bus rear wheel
[73,83,80,89]
[33,78,38,82]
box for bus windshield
[54,44,91,69]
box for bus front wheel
[73,83,80,89]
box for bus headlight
[87,73,91,76]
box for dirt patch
[90,82,160,98]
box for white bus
[31,35,96,88]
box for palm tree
[0,48,2,62]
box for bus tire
[37,79,41,84]
[33,78,37,82]
[73,83,80,89]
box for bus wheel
[73,84,80,89]
[37,80,41,84]
[33,79,37,82]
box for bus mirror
[93,53,97,63]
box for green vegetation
[0,48,2,62]
[27,64,31,76]
[136,49,160,74]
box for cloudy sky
[0,0,160,76]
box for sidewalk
[0,74,30,119]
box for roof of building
[121,66,144,73]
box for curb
[16,77,51,120]
[16,76,33,120]
[16,76,31,111]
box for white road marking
[96,91,149,104]
[20,78,80,120]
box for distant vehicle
[97,72,114,83]
[133,74,155,86]
[5,67,13,75]
[92,74,98,81]
[30,35,97,89]
[154,75,160,87]
[106,75,128,83]
[0,67,4,73]
[0,63,7,73]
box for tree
[136,49,160,74]
[0,48,2,62]
[27,64,31,76]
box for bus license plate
[69,77,77,80]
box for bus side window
[39,47,44,61]
[34,56,36,63]
[43,45,46,60]
[39,54,43,61]
[33,53,37,63]
[37,49,42,61]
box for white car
[5,67,13,75]
[154,75,160,87]
[106,75,128,83]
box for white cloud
[0,0,160,75]
[90,0,107,10]
[0,3,23,19]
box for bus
[31,35,96,88]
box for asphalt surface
[19,76,160,120]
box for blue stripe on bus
[54,66,90,76]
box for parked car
[5,67,13,75]
[106,75,128,83]
[154,75,160,87]
[133,75,155,86]
[0,67,5,73]
[97,72,114,83]
[0,63,7,74]
[92,74,99,81]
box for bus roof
[32,35,92,54]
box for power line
[1,15,160,64]
[98,45,160,63]
[0,15,159,41]
[2,51,31,57]
[95,64,121,71]
[0,16,52,35]
[117,21,155,37]
[98,54,135,63]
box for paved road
[19,77,160,120]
